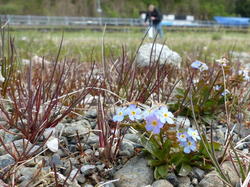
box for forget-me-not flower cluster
[191,60,208,72]
[177,128,201,154]
[113,104,175,135]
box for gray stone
[124,134,141,144]
[152,179,174,187]
[0,139,41,156]
[221,161,240,186]
[90,121,97,129]
[85,108,98,119]
[215,129,224,139]
[55,122,65,133]
[63,165,77,177]
[119,140,135,157]
[86,133,99,145]
[0,129,5,140]
[189,167,205,181]
[57,148,68,158]
[76,173,86,183]
[176,116,191,129]
[178,176,190,187]
[3,128,20,144]
[0,154,15,175]
[19,180,32,187]
[81,165,96,175]
[18,176,30,183]
[69,168,80,180]
[43,127,56,139]
[26,156,44,167]
[45,154,61,167]
[18,166,36,179]
[199,170,224,187]
[104,183,115,187]
[62,120,90,137]
[191,178,198,185]
[114,156,154,187]
[96,164,105,172]
[166,173,179,187]
[137,43,182,67]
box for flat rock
[62,121,90,137]
[81,165,96,175]
[0,139,41,156]
[166,173,179,187]
[221,161,240,186]
[189,167,205,181]
[119,140,135,157]
[114,156,154,187]
[152,179,173,187]
[137,43,182,67]
[0,154,15,175]
[178,176,190,187]
[199,170,224,187]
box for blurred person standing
[144,4,163,38]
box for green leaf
[179,163,192,176]
[200,115,213,125]
[154,164,168,179]
[175,88,185,97]
[148,159,165,167]
[141,136,164,161]
[204,99,217,107]
[170,152,184,167]
[199,137,221,158]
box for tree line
[0,0,249,20]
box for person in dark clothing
[144,4,163,38]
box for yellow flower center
[152,120,157,126]
[180,134,185,138]
[187,141,192,146]
[192,132,197,136]
[163,113,168,118]
[131,111,136,115]
[118,111,122,116]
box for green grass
[9,29,250,63]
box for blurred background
[0,0,249,20]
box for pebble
[178,176,190,187]
[0,139,41,156]
[119,140,135,157]
[45,154,61,167]
[0,154,15,175]
[81,165,96,175]
[199,170,223,187]
[166,173,179,187]
[189,167,205,181]
[18,166,36,180]
[124,133,141,144]
[86,133,99,145]
[152,179,174,187]
[43,127,56,139]
[3,128,20,144]
[221,161,240,186]
[114,156,154,187]
[76,173,86,183]
[69,168,80,180]
[62,120,90,137]
[191,178,198,185]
